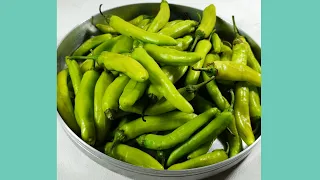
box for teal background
[0,0,57,180]
[262,0,320,179]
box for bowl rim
[57,2,261,175]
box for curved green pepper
[72,34,113,56]
[147,0,170,33]
[102,75,130,121]
[147,65,188,102]
[158,20,198,38]
[190,4,216,51]
[104,143,164,170]
[132,48,194,113]
[136,108,220,150]
[94,71,114,145]
[74,70,100,145]
[168,149,227,170]
[185,39,212,85]
[57,69,81,135]
[143,44,201,66]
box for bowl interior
[57,2,261,178]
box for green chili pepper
[144,74,216,116]
[101,75,130,121]
[85,36,121,70]
[167,149,228,170]
[95,24,118,34]
[80,59,95,74]
[190,94,215,114]
[147,0,170,33]
[197,61,261,87]
[110,35,134,54]
[211,33,232,54]
[163,35,193,51]
[132,47,194,113]
[249,86,261,123]
[231,42,248,65]
[147,65,188,102]
[65,58,82,95]
[198,59,242,157]
[166,90,234,166]
[105,15,177,46]
[119,95,146,115]
[119,79,149,109]
[143,44,201,66]
[72,34,113,56]
[69,52,149,82]
[162,20,184,29]
[234,82,255,146]
[94,71,114,145]
[128,14,151,26]
[57,69,81,135]
[232,16,261,73]
[185,39,212,85]
[113,111,197,146]
[187,141,212,159]
[104,143,164,170]
[231,17,262,123]
[190,4,216,51]
[158,20,198,38]
[200,54,228,110]
[74,70,100,145]
[136,108,220,150]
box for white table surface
[57,0,261,179]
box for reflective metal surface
[57,3,261,180]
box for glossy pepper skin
[104,143,164,170]
[65,58,82,95]
[110,35,134,54]
[57,69,81,135]
[158,20,198,38]
[107,15,177,46]
[249,86,261,123]
[72,34,113,56]
[95,24,118,34]
[94,71,114,145]
[162,20,183,29]
[185,39,212,85]
[74,70,100,146]
[119,79,149,109]
[163,35,194,51]
[95,52,149,82]
[187,141,212,159]
[144,75,216,116]
[112,111,197,145]
[190,4,216,51]
[234,82,255,146]
[202,54,229,110]
[147,0,170,33]
[167,109,232,166]
[209,61,261,87]
[147,65,188,102]
[143,44,202,66]
[80,59,95,74]
[168,149,228,170]
[136,108,220,150]
[131,47,194,113]
[102,75,130,121]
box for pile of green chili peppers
[57,0,261,171]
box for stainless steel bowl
[57,3,261,180]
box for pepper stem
[110,130,125,151]
[67,55,99,61]
[190,36,199,52]
[232,15,240,37]
[208,29,216,40]
[186,75,216,93]
[192,66,218,77]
